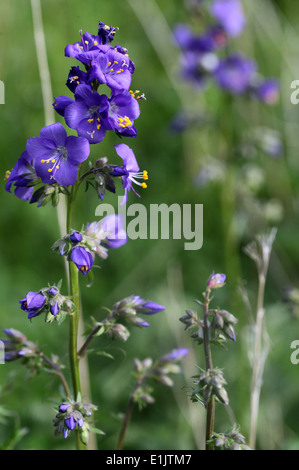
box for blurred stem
[30,0,67,244]
[116,369,153,450]
[218,93,242,286]
[249,272,266,449]
[40,352,71,399]
[116,394,135,451]
[203,288,215,450]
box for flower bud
[207,272,226,289]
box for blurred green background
[1,0,299,450]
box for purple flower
[255,79,280,105]
[65,31,108,66]
[66,66,89,94]
[50,301,60,317]
[98,21,118,44]
[70,246,94,275]
[88,47,134,92]
[107,89,141,137]
[53,95,74,117]
[173,24,214,53]
[214,54,256,94]
[20,291,47,319]
[112,143,148,205]
[64,84,110,144]
[177,50,212,88]
[5,151,37,201]
[210,0,246,38]
[26,123,90,186]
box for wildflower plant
[180,272,250,450]
[2,20,168,450]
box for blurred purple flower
[214,53,256,94]
[255,78,280,105]
[210,0,246,38]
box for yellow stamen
[118,116,132,128]
[88,118,94,123]
[114,60,118,64]
[48,168,52,173]
[41,159,45,163]
[143,170,148,180]
[51,159,55,163]
[94,41,98,46]
[141,182,147,189]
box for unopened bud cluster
[1,328,38,364]
[208,425,252,450]
[53,400,98,445]
[192,368,229,406]
[19,282,74,324]
[90,295,165,343]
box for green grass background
[1,0,299,450]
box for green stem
[66,182,84,450]
[203,289,215,450]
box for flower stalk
[202,287,215,450]
[66,182,83,450]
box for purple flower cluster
[173,0,279,103]
[19,284,74,323]
[53,22,144,145]
[53,400,98,444]
[52,214,128,276]
[6,21,147,207]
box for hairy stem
[203,289,215,450]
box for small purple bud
[69,231,83,244]
[49,286,59,296]
[50,301,60,317]
[65,415,76,430]
[207,272,226,289]
[142,302,165,315]
[59,403,70,413]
